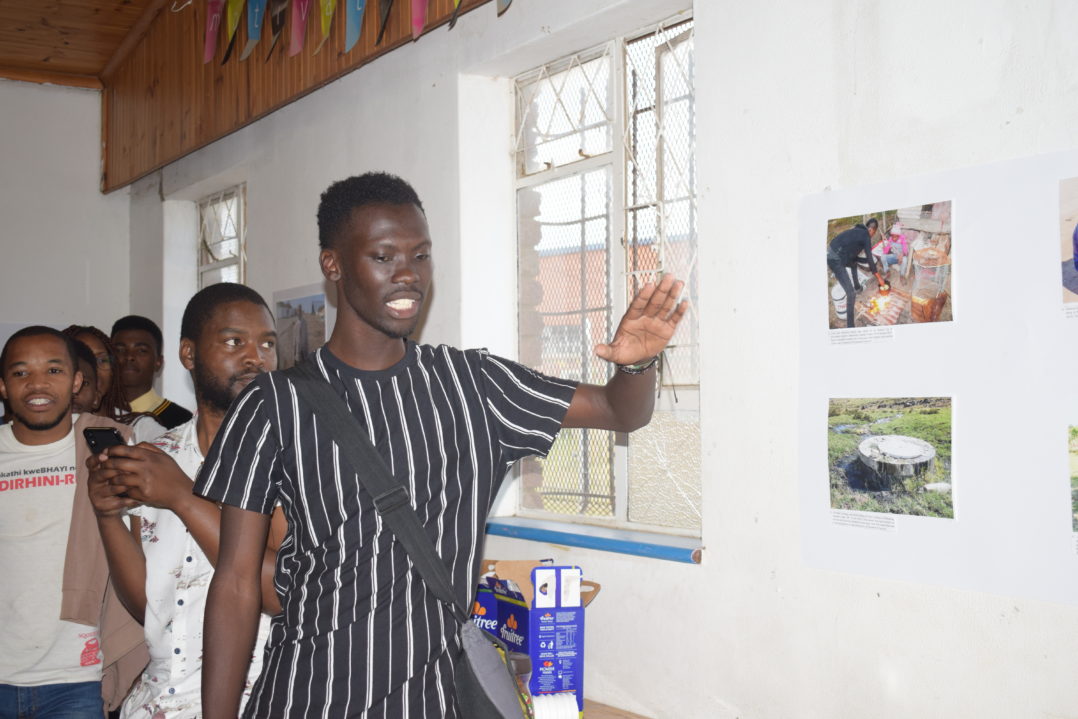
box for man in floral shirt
[87,283,287,718]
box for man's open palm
[594,274,688,365]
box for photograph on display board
[828,397,953,518]
[1069,426,1078,532]
[826,201,953,329]
[1060,177,1078,303]
[274,292,326,370]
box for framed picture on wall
[1060,177,1078,304]
[826,201,953,330]
[273,283,335,369]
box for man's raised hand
[593,274,688,366]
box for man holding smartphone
[88,283,286,719]
[0,327,144,717]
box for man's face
[321,203,433,340]
[0,335,82,441]
[181,300,278,415]
[112,328,162,395]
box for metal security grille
[625,21,698,386]
[515,16,698,531]
[515,46,612,177]
[518,169,614,515]
[198,185,246,289]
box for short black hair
[111,315,164,356]
[865,217,879,231]
[181,282,272,342]
[1,326,79,375]
[317,172,424,250]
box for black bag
[283,361,527,719]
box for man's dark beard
[194,360,258,415]
[11,400,72,433]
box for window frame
[197,183,247,289]
[511,17,699,539]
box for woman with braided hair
[62,325,165,443]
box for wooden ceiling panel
[0,0,152,79]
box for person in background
[827,217,879,328]
[873,222,909,280]
[110,316,193,430]
[89,284,287,719]
[0,326,145,718]
[63,326,165,443]
[196,172,688,718]
[63,327,122,414]
[71,340,102,416]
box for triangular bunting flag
[289,0,314,56]
[240,0,268,60]
[496,0,510,15]
[265,0,289,60]
[204,0,225,64]
[375,0,393,45]
[314,0,337,55]
[221,0,246,64]
[345,0,367,52]
[448,0,462,30]
[410,0,426,39]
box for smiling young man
[196,172,688,718]
[0,327,144,718]
[111,315,193,430]
[89,284,286,719]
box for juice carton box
[470,575,500,636]
[471,559,600,716]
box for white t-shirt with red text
[0,420,102,685]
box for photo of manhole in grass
[828,397,952,518]
[1068,426,1078,533]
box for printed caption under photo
[1064,305,1078,320]
[831,510,896,532]
[829,327,895,345]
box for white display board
[799,150,1078,604]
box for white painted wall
[124,1,1078,717]
[0,80,129,330]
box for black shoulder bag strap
[282,360,470,624]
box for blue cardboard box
[471,560,600,716]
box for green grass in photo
[828,398,952,518]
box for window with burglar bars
[198,185,246,289]
[515,17,700,535]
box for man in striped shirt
[196,172,687,718]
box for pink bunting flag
[290,0,314,56]
[411,0,426,39]
[204,0,226,64]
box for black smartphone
[83,427,126,454]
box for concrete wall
[0,80,129,331]
[124,1,1078,717]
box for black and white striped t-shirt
[194,343,577,718]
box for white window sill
[485,517,702,564]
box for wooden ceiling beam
[0,64,102,89]
[101,0,167,81]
